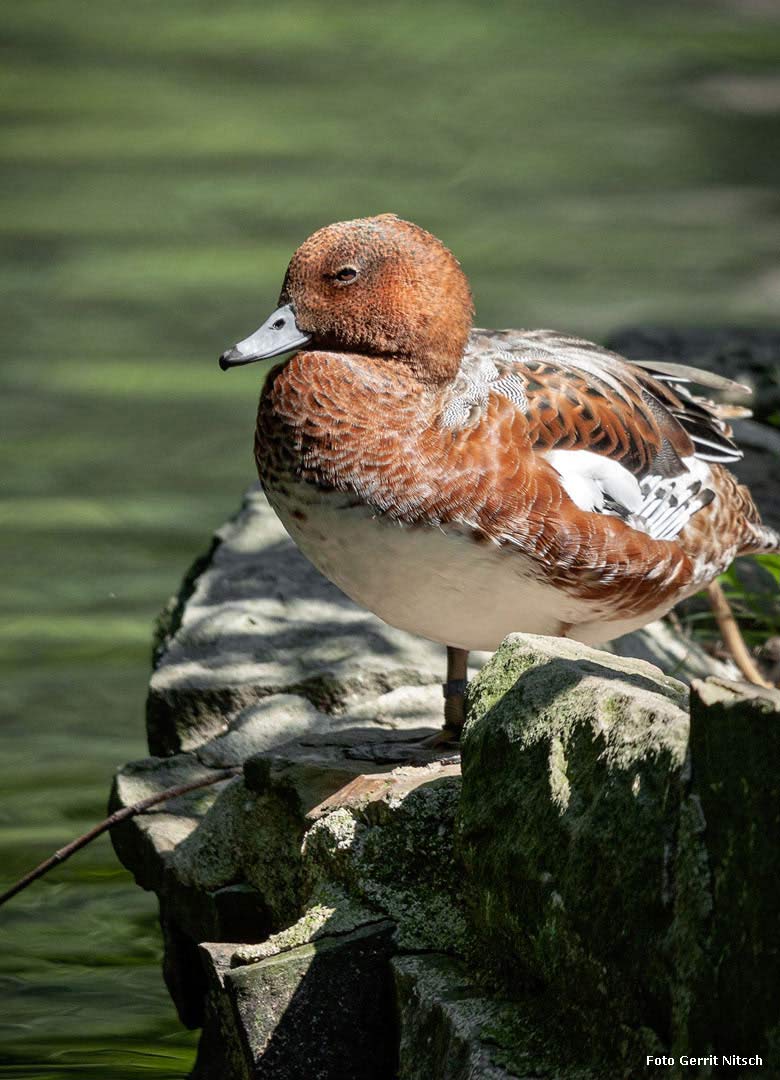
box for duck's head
[219,214,474,383]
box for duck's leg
[420,646,469,747]
[443,645,469,734]
[357,646,468,763]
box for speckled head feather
[279,214,475,383]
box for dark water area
[1,1,779,1074]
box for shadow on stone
[194,921,399,1080]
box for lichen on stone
[170,774,306,928]
[231,885,380,967]
[303,776,471,954]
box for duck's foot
[418,724,460,750]
[345,647,470,767]
[346,735,460,767]
[414,648,470,750]
[347,710,461,765]
[417,682,466,749]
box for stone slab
[197,919,398,1080]
[147,486,450,755]
[671,677,780,1061]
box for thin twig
[0,766,241,909]
[706,580,774,689]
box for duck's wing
[446,328,752,542]
[460,328,750,468]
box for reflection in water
[1,0,779,1074]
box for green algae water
[1,1,779,1074]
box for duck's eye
[333,266,358,283]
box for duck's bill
[219,304,312,370]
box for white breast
[265,482,671,652]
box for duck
[219,213,779,742]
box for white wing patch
[545,449,642,516]
[545,450,714,541]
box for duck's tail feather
[741,521,780,556]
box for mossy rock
[459,637,780,1072]
[669,678,780,1066]
[459,634,690,1053]
[303,772,469,953]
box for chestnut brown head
[219,214,474,383]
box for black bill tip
[219,348,240,371]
